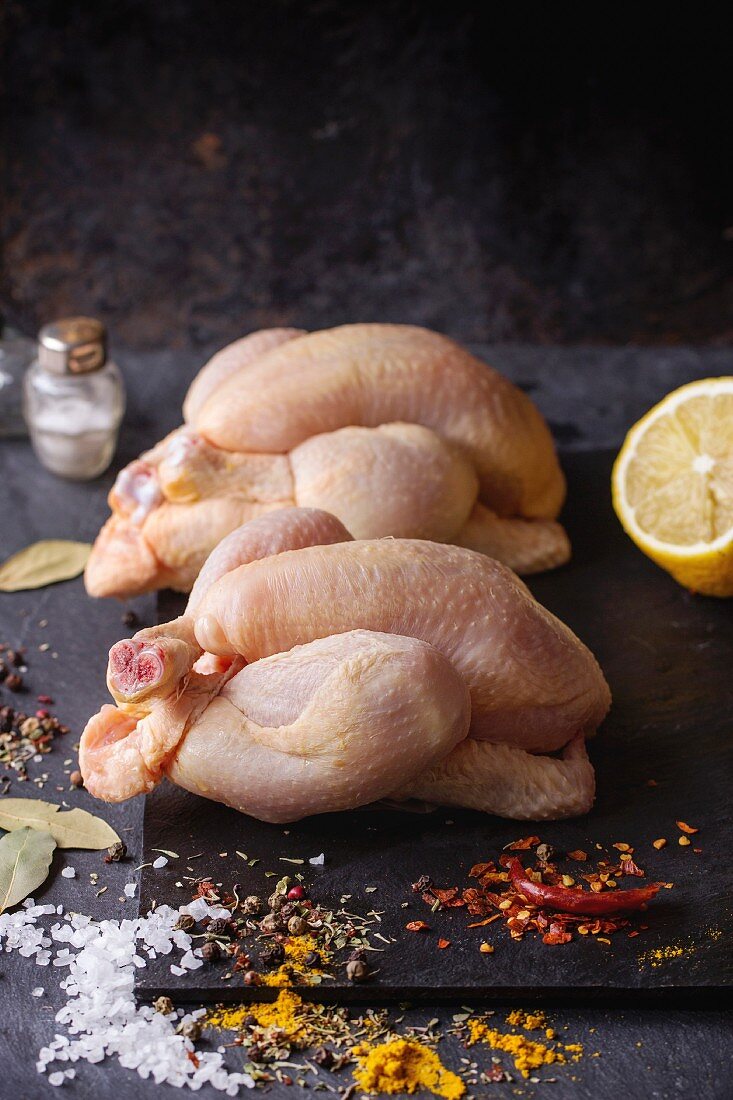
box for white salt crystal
[309,852,325,866]
[60,868,76,879]
[123,883,136,898]
[32,987,44,997]
[170,964,185,976]
[0,897,256,1093]
[152,856,168,869]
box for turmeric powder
[467,1019,583,1079]
[353,1038,465,1099]
[505,1008,547,1031]
[208,989,307,1043]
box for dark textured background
[3,2,732,352]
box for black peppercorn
[259,913,284,934]
[347,947,366,963]
[261,942,284,968]
[304,950,320,968]
[178,1019,201,1041]
[153,995,174,1015]
[242,969,262,986]
[241,895,262,916]
[206,917,231,937]
[5,673,23,692]
[104,841,127,863]
[313,1047,335,1069]
[121,610,139,628]
[287,915,309,936]
[174,914,196,932]
[345,958,369,982]
[268,891,287,912]
[201,940,221,962]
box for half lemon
[612,378,733,597]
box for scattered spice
[652,838,667,850]
[678,836,691,847]
[418,834,671,950]
[352,1038,465,1098]
[0,644,72,787]
[676,821,698,834]
[467,1017,582,1079]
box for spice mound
[353,1037,465,1099]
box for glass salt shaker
[23,316,125,480]
[0,313,36,438]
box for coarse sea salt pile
[0,897,254,1093]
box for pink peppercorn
[287,885,306,901]
[36,709,49,719]
[37,695,54,705]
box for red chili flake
[567,850,588,862]
[469,862,495,878]
[620,858,645,877]
[504,836,541,850]
[437,938,451,949]
[405,920,430,933]
[432,886,465,907]
[485,1065,509,1082]
[186,1051,200,1069]
[467,914,502,929]
[542,929,573,945]
[676,821,698,834]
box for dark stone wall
[3,2,731,351]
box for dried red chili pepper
[507,858,662,915]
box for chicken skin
[80,510,609,822]
[85,325,570,598]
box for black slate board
[137,449,733,1005]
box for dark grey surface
[0,345,731,1096]
[4,3,733,348]
[139,451,732,1006]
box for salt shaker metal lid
[37,317,107,375]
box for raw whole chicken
[84,324,570,598]
[80,509,610,822]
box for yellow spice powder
[467,1020,583,1079]
[505,1008,548,1031]
[353,1038,465,1099]
[208,989,306,1043]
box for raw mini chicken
[84,324,570,598]
[80,509,610,823]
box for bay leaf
[0,798,120,850]
[0,540,92,592]
[0,827,56,913]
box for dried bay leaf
[0,798,120,850]
[0,540,92,592]
[0,827,56,913]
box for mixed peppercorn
[0,641,70,785]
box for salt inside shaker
[23,317,125,480]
